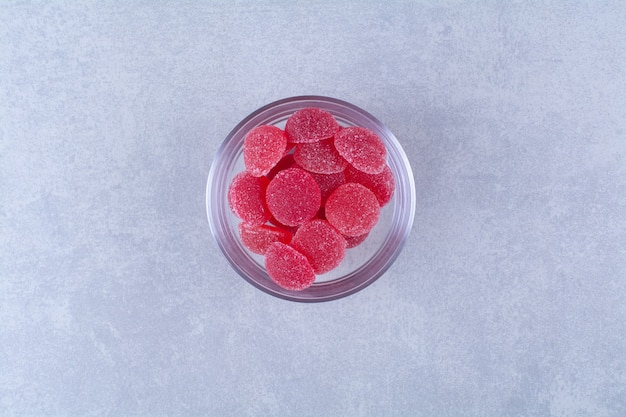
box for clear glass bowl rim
[206,95,416,302]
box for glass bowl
[206,96,415,302]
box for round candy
[285,107,341,143]
[325,183,380,237]
[227,172,271,225]
[345,164,395,206]
[334,127,387,174]
[265,167,321,227]
[238,222,292,255]
[291,219,347,274]
[293,138,348,174]
[243,125,288,177]
[265,242,316,291]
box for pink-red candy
[325,183,380,237]
[291,219,347,274]
[265,167,321,227]
[244,125,288,177]
[238,222,292,255]
[285,107,341,143]
[228,172,271,225]
[293,138,348,174]
[309,170,347,204]
[345,164,395,206]
[334,127,387,174]
[265,242,316,290]
[344,232,369,249]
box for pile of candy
[228,108,395,290]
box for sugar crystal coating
[285,107,341,143]
[243,125,288,177]
[239,222,292,255]
[265,242,316,290]
[334,127,387,174]
[291,219,347,274]
[293,138,348,174]
[325,182,380,237]
[345,164,395,206]
[228,172,271,225]
[265,167,321,227]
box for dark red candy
[293,138,348,174]
[244,125,288,177]
[266,153,296,180]
[344,232,369,249]
[309,170,347,205]
[285,107,341,143]
[345,164,395,206]
[228,172,271,225]
[265,242,316,290]
[238,222,292,255]
[268,216,300,235]
[325,183,380,237]
[265,167,321,227]
[291,219,347,274]
[334,127,387,174]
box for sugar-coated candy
[239,222,292,255]
[293,138,348,174]
[228,172,271,225]
[228,107,398,289]
[345,164,395,206]
[265,167,321,227]
[344,232,369,248]
[291,219,347,274]
[325,183,380,237]
[334,127,386,174]
[244,125,288,177]
[285,107,341,143]
[265,242,316,290]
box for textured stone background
[1,1,625,416]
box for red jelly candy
[325,183,380,237]
[239,222,292,255]
[244,125,288,177]
[309,170,346,204]
[344,232,369,249]
[345,164,395,207]
[293,138,348,174]
[228,172,271,225]
[334,127,386,174]
[265,242,316,290]
[291,219,347,274]
[265,167,321,227]
[285,107,341,143]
